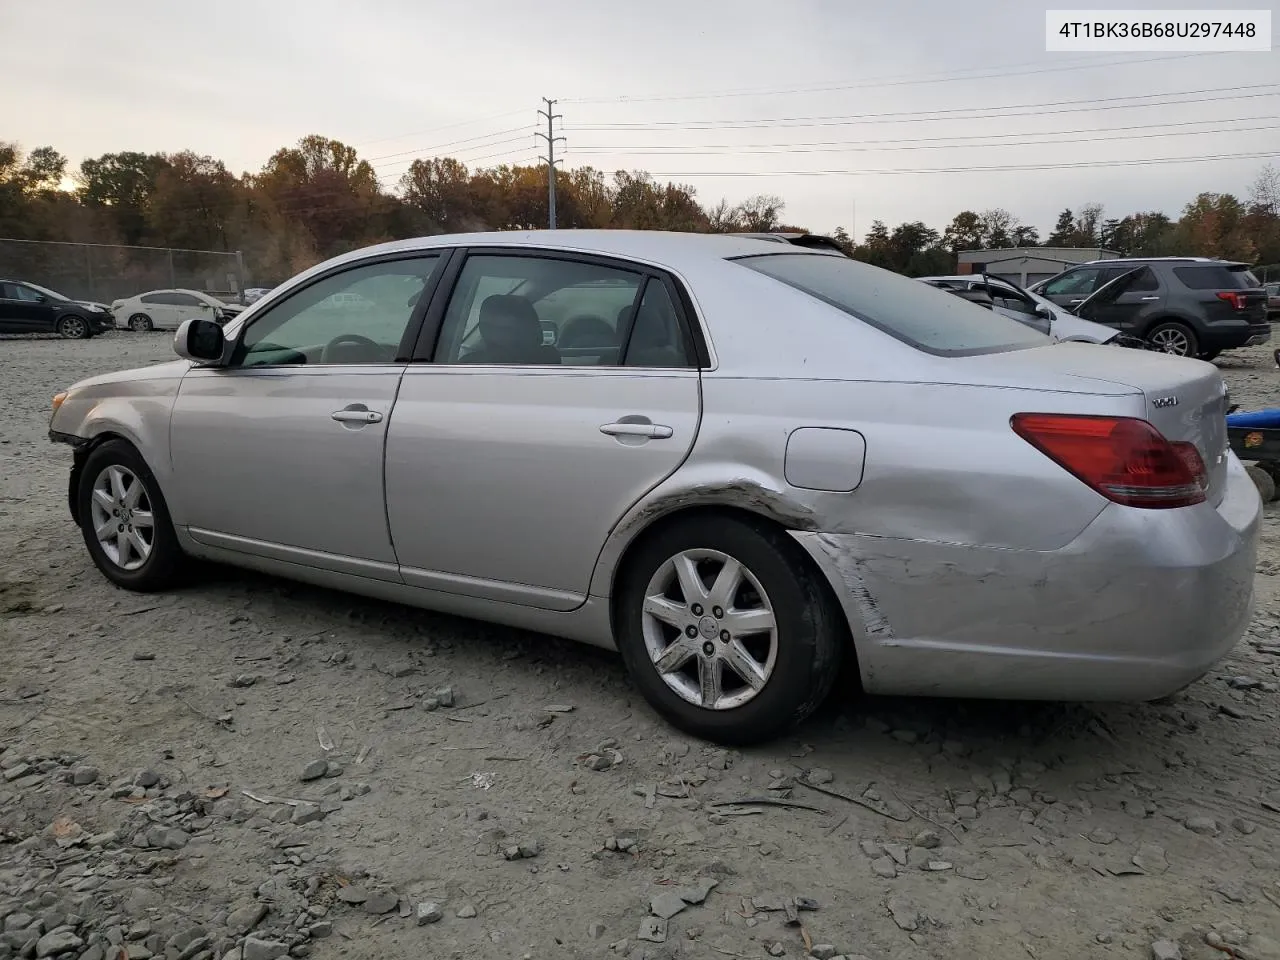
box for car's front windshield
[23,281,70,301]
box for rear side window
[1174,265,1259,290]
[735,253,1048,356]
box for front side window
[232,255,442,367]
[1042,268,1103,297]
[736,253,1047,356]
[433,255,643,365]
[11,284,45,302]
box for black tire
[1198,349,1221,362]
[1145,321,1199,357]
[56,314,90,339]
[128,314,153,333]
[1256,462,1280,502]
[615,514,844,745]
[76,440,186,591]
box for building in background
[958,247,1120,288]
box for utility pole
[536,98,566,229]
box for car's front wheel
[1146,321,1199,357]
[129,314,153,332]
[56,315,90,339]
[77,440,185,591]
[615,514,843,745]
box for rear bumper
[1202,320,1271,350]
[794,453,1261,701]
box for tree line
[2,134,1277,284]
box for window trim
[409,246,710,369]
[226,249,456,369]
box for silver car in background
[48,231,1260,744]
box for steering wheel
[321,333,380,364]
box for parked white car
[111,290,240,332]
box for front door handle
[332,406,383,424]
[600,421,673,439]
[1067,298,1085,306]
[1140,296,1160,301]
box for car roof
[333,230,835,269]
[1076,256,1246,267]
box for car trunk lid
[965,343,1230,504]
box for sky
[3,0,1278,240]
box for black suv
[1031,257,1269,359]
[0,280,112,338]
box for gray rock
[241,939,288,960]
[1,765,32,783]
[70,767,98,786]
[1150,940,1182,960]
[290,805,322,826]
[954,805,979,820]
[807,767,833,785]
[299,761,327,782]
[455,903,477,919]
[323,762,342,778]
[871,857,897,879]
[1233,817,1258,835]
[335,887,367,905]
[1185,816,1219,836]
[135,770,160,788]
[883,843,909,866]
[146,827,188,850]
[649,892,687,920]
[362,892,398,915]
[226,904,267,936]
[676,878,718,905]
[414,902,442,926]
[912,830,942,849]
[307,923,331,940]
[637,918,667,943]
[588,923,606,939]
[80,945,105,960]
[809,947,838,960]
[434,686,456,708]
[35,931,82,957]
[887,897,918,932]
[891,729,918,744]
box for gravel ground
[3,331,1280,960]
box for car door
[169,251,447,579]
[171,292,213,326]
[1039,266,1107,310]
[983,281,1053,335]
[384,249,703,611]
[137,293,176,329]
[1076,267,1160,333]
[0,283,56,332]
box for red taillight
[1217,291,1245,310]
[1011,413,1206,509]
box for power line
[568,83,1280,132]
[640,150,1279,178]
[365,126,536,165]
[369,134,537,171]
[569,114,1278,152]
[563,52,1219,105]
[570,122,1280,157]
[352,109,530,149]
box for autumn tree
[942,211,983,253]
[1046,209,1075,246]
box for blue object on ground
[1226,409,1280,429]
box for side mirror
[174,317,225,363]
[33,294,47,303]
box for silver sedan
[48,231,1261,744]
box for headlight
[52,392,67,414]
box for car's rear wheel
[56,315,89,339]
[1146,321,1198,357]
[615,514,843,745]
[77,440,185,591]
[129,314,153,332]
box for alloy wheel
[59,317,86,339]
[640,548,778,711]
[89,465,155,571]
[1149,327,1192,356]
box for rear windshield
[735,253,1049,357]
[1173,265,1260,290]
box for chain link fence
[0,238,247,305]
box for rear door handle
[332,406,383,424]
[600,421,673,439]
[1140,296,1160,301]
